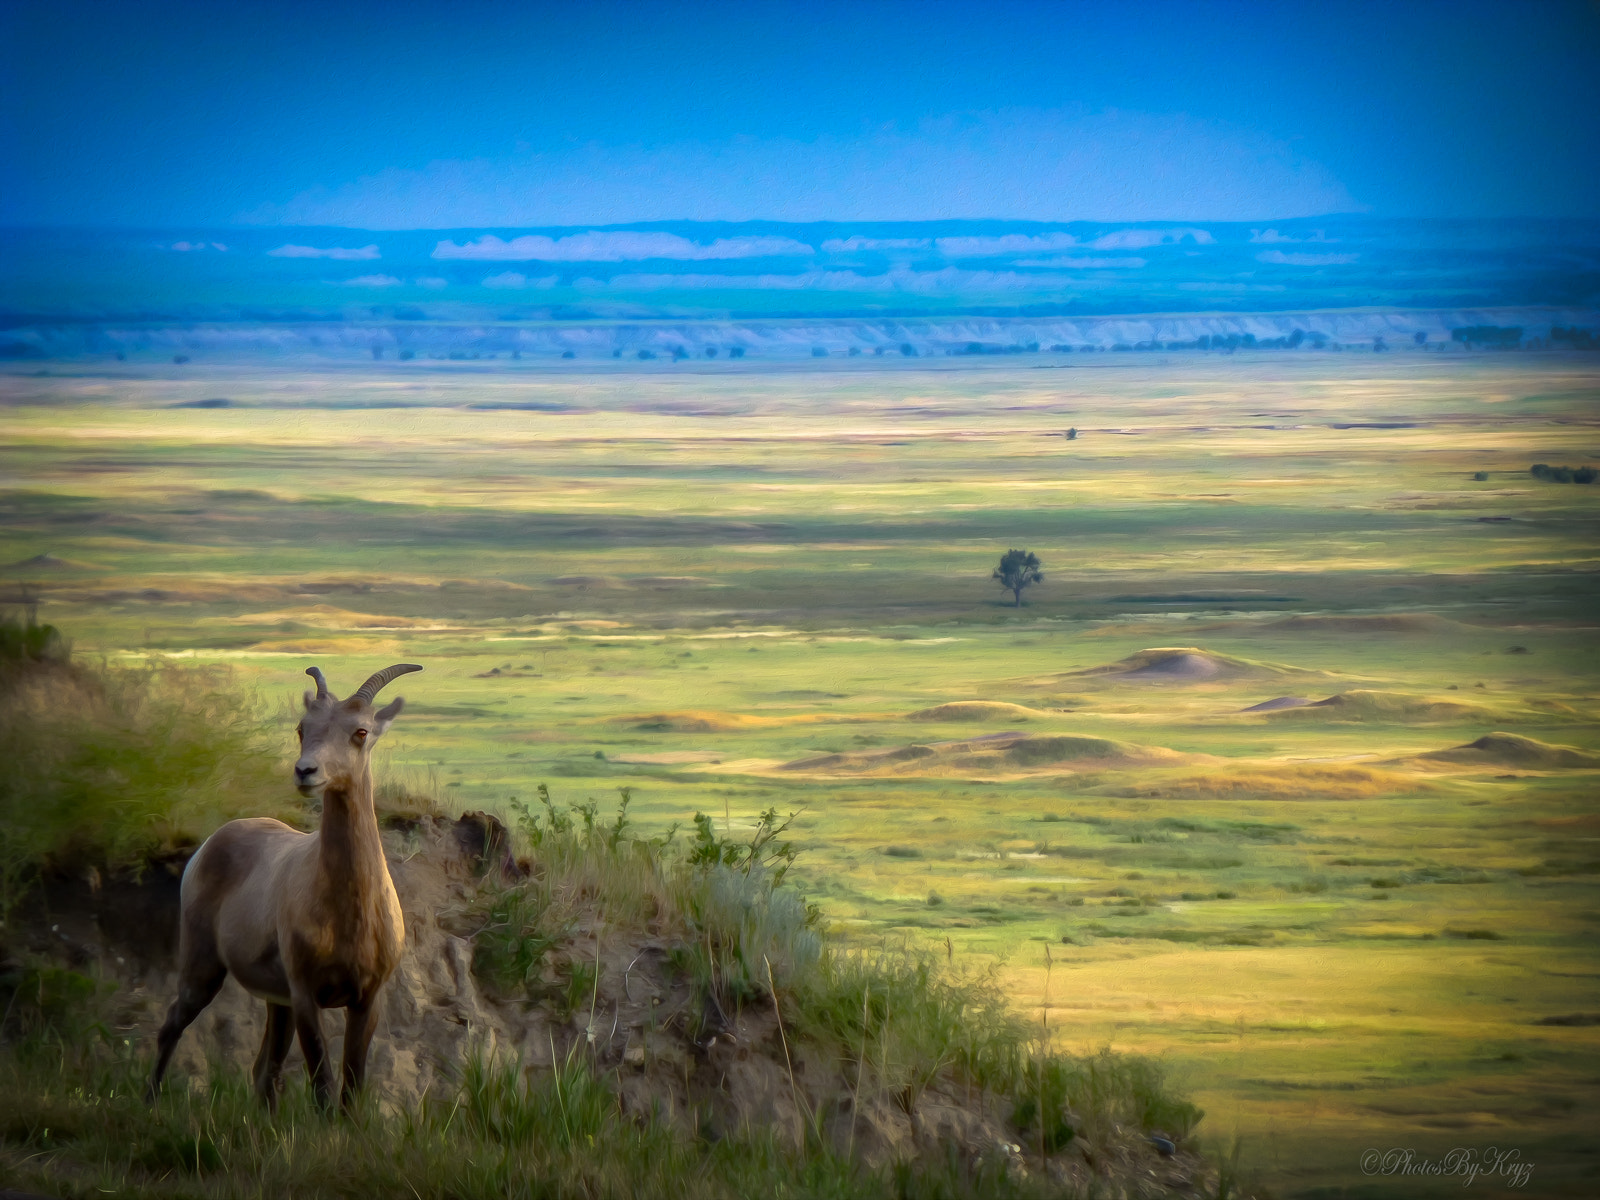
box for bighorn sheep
[148,663,421,1112]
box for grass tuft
[0,638,291,921]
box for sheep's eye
[354,728,369,742]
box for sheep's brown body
[147,664,418,1111]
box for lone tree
[993,548,1043,607]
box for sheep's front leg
[339,994,379,1111]
[252,1003,295,1111]
[291,990,334,1111]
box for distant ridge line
[3,305,1594,364]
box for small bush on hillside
[670,805,820,1007]
[472,882,569,998]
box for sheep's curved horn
[351,663,422,704]
[305,666,331,700]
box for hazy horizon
[6,2,1595,352]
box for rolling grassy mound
[627,710,789,732]
[906,701,1051,721]
[1239,696,1314,712]
[1067,647,1318,684]
[620,710,870,732]
[1265,690,1498,724]
[1418,732,1600,769]
[780,731,1184,776]
[5,553,103,573]
[999,734,1134,766]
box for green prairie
[4,352,1599,1197]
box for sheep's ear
[374,695,405,735]
[303,690,317,710]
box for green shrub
[471,881,568,998]
[0,609,68,665]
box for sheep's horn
[305,666,331,699]
[352,663,422,704]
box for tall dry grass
[0,613,294,920]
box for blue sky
[4,0,1598,227]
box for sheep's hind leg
[339,995,379,1112]
[252,1002,295,1112]
[147,954,226,1101]
[291,990,334,1112]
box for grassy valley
[3,351,1598,1196]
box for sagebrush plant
[0,634,292,922]
[679,807,822,1008]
